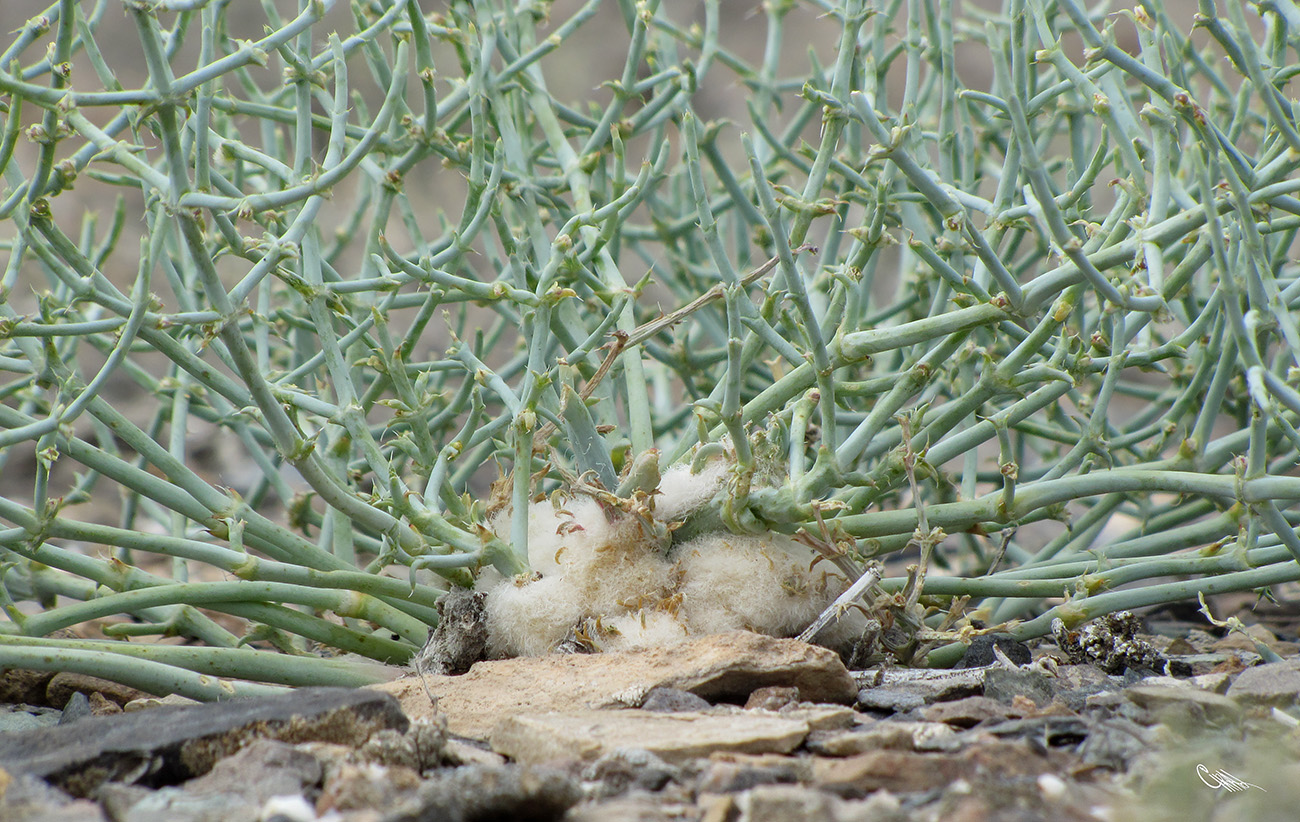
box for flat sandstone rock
[491,709,811,764]
[373,630,857,739]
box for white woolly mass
[477,462,861,657]
[675,533,849,638]
[595,609,690,653]
[652,460,728,523]
[482,573,583,658]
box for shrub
[2,0,1299,696]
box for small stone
[0,668,55,705]
[983,668,1056,707]
[744,686,799,711]
[0,769,106,822]
[87,692,123,717]
[387,764,580,822]
[923,696,1017,728]
[441,736,508,767]
[316,759,423,814]
[123,693,200,712]
[0,704,61,733]
[45,672,149,709]
[567,795,682,822]
[1076,717,1152,771]
[814,749,964,796]
[855,687,926,713]
[1227,660,1300,708]
[696,757,801,794]
[1037,772,1068,800]
[583,747,678,798]
[1125,684,1242,725]
[491,709,811,765]
[1189,672,1232,694]
[642,687,712,713]
[813,739,1064,798]
[806,721,961,756]
[56,692,91,726]
[957,635,1032,668]
[184,738,322,802]
[357,717,447,772]
[1164,637,1199,655]
[735,785,854,822]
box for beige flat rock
[372,630,857,739]
[490,709,811,764]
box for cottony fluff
[478,460,859,657]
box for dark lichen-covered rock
[415,588,490,676]
[0,686,408,797]
[1052,612,1166,675]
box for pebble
[1226,660,1300,708]
[641,686,712,713]
[983,667,1056,706]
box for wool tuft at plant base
[2,0,1300,697]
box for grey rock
[983,667,1056,707]
[98,783,258,822]
[382,764,580,822]
[0,686,408,798]
[1053,664,1124,711]
[57,692,91,726]
[696,758,801,794]
[1125,684,1243,725]
[1164,652,1261,675]
[922,695,1015,727]
[356,718,448,772]
[565,795,683,822]
[738,785,906,822]
[744,686,800,711]
[184,738,322,801]
[0,770,106,822]
[1226,660,1300,708]
[806,721,961,756]
[582,747,678,798]
[640,686,711,713]
[1076,717,1153,771]
[735,786,837,822]
[971,715,1091,751]
[0,703,62,733]
[855,686,926,713]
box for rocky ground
[2,615,1300,822]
